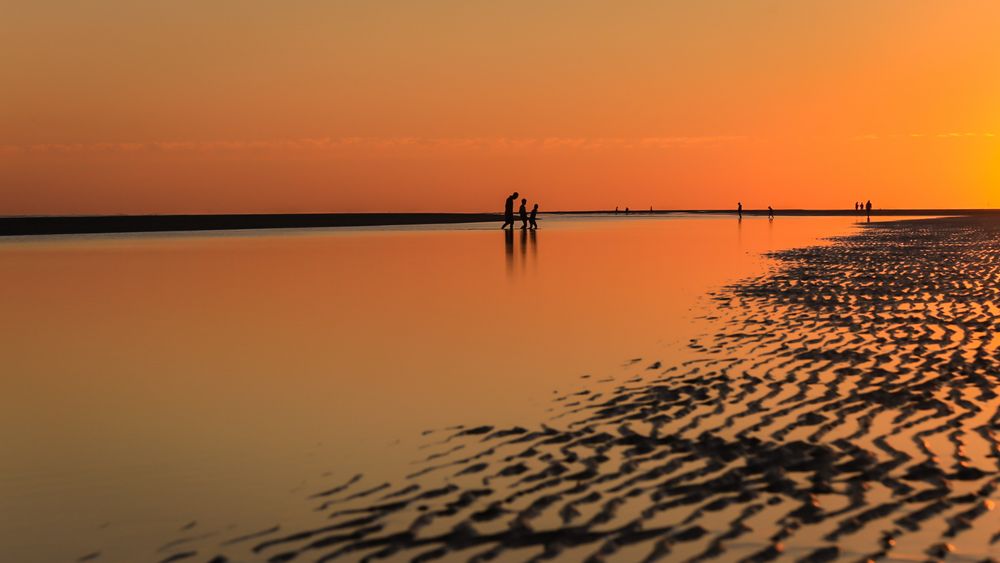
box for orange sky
[2,1,1000,215]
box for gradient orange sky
[3,1,1000,215]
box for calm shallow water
[0,215,886,562]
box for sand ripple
[163,218,1000,562]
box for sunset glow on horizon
[3,1,1000,215]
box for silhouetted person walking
[519,198,528,229]
[529,203,539,229]
[767,206,774,219]
[865,200,872,218]
[501,192,519,229]
[738,202,743,219]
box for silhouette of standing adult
[529,203,539,229]
[767,205,774,220]
[625,207,630,215]
[738,202,743,219]
[501,192,519,229]
[519,198,528,229]
[865,200,872,219]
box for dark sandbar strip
[0,213,502,236]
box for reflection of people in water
[519,227,528,270]
[503,223,536,276]
[767,205,774,220]
[519,198,528,229]
[738,201,742,219]
[501,192,519,229]
[504,228,514,272]
[529,203,539,229]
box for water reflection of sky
[0,215,902,562]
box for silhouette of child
[519,198,528,229]
[529,203,539,229]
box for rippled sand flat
[153,217,999,561]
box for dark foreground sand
[155,217,998,562]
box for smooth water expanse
[0,215,885,562]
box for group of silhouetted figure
[501,192,539,230]
[499,196,876,226]
[613,206,655,215]
[734,201,874,220]
[736,202,774,220]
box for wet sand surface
[157,217,998,562]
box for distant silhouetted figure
[519,198,528,229]
[502,192,519,229]
[738,202,743,219]
[529,203,539,229]
[625,207,630,215]
[865,200,872,218]
[767,206,774,219]
[615,206,619,215]
[649,206,653,212]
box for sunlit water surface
[0,215,895,562]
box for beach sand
[75,217,1000,561]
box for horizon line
[3,207,999,220]
[1,209,995,237]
